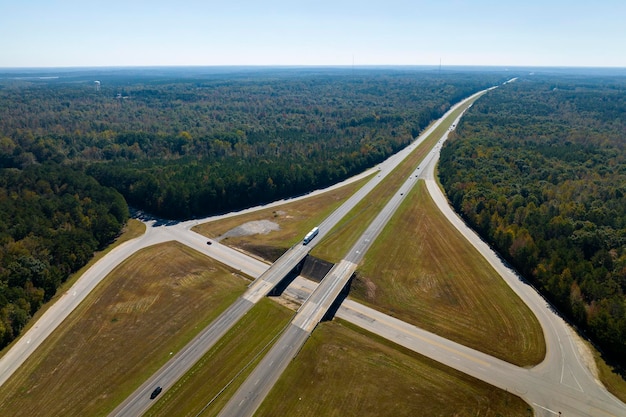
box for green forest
[1,69,502,218]
[439,75,626,364]
[0,164,128,346]
[0,68,504,350]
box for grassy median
[145,298,293,417]
[257,320,531,417]
[354,180,545,366]
[0,242,246,417]
[311,96,481,263]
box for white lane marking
[532,403,559,415]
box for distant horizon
[1,64,626,69]
[2,65,626,79]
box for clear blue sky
[1,0,624,67]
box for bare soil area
[218,220,280,240]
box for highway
[217,92,489,417]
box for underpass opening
[299,255,335,283]
[267,257,307,297]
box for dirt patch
[237,243,286,263]
[570,327,600,382]
[300,256,335,282]
[354,275,377,300]
[218,220,280,240]
[270,295,300,311]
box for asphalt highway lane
[216,324,309,417]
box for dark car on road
[150,386,162,399]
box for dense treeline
[439,76,626,363]
[0,164,128,347]
[1,69,505,218]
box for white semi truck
[303,226,319,245]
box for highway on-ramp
[0,226,171,388]
[281,277,626,417]
[420,149,626,416]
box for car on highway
[206,241,212,245]
[150,386,162,399]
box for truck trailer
[303,227,319,245]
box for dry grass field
[354,181,545,366]
[0,242,246,417]
[193,175,371,261]
[257,320,531,417]
[0,219,146,361]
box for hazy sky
[1,0,624,67]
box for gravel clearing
[218,220,280,240]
